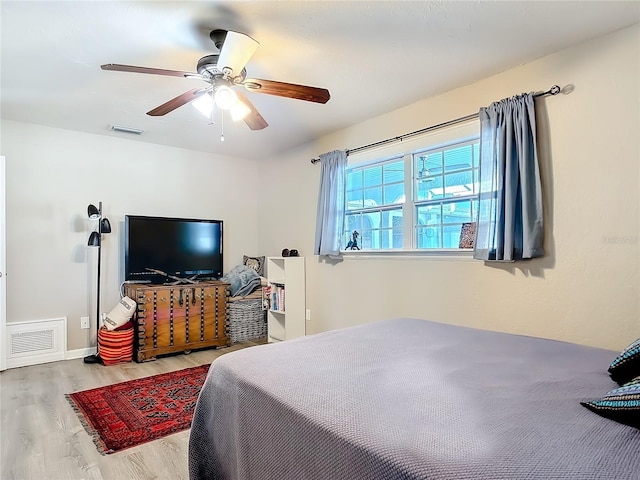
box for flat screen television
[125,215,223,284]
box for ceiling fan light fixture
[101,28,329,131]
[192,93,214,118]
[214,85,238,110]
[230,99,251,121]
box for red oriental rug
[66,364,210,454]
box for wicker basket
[227,297,267,343]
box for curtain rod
[310,84,561,164]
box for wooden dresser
[124,281,230,362]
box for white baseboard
[65,347,97,361]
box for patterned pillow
[581,376,640,429]
[458,222,476,248]
[243,255,265,276]
[608,338,640,384]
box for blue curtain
[474,93,544,261]
[314,150,348,256]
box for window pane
[346,170,363,190]
[366,211,381,228]
[415,178,429,201]
[443,224,465,248]
[416,225,441,248]
[346,189,364,210]
[384,183,404,204]
[442,200,472,224]
[360,229,375,249]
[345,213,364,233]
[444,145,473,172]
[415,152,442,176]
[425,152,443,172]
[381,210,403,249]
[383,159,404,184]
[364,166,382,187]
[360,212,380,249]
[444,170,473,198]
[364,187,382,206]
[418,176,444,200]
[417,204,442,226]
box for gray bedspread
[189,318,640,479]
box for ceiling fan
[101,29,331,130]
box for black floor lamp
[83,202,111,364]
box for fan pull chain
[220,110,225,142]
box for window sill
[340,249,475,261]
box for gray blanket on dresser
[188,318,640,479]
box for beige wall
[257,24,640,351]
[0,122,260,350]
[0,25,637,356]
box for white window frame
[342,120,480,256]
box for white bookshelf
[265,256,305,343]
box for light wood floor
[0,340,265,480]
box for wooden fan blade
[235,91,268,130]
[101,64,199,79]
[243,78,330,104]
[147,88,208,116]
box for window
[345,158,404,249]
[343,133,479,253]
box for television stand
[124,280,230,362]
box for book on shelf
[267,284,285,312]
[261,285,271,311]
[277,286,285,312]
[263,282,285,312]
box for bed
[188,318,640,479]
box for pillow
[581,376,640,429]
[222,265,262,297]
[243,255,265,276]
[103,296,137,331]
[458,222,476,248]
[608,337,640,384]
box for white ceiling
[1,1,639,160]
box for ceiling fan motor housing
[196,54,246,83]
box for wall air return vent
[6,317,67,369]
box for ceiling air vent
[110,125,144,135]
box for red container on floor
[98,321,134,365]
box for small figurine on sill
[346,230,360,250]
